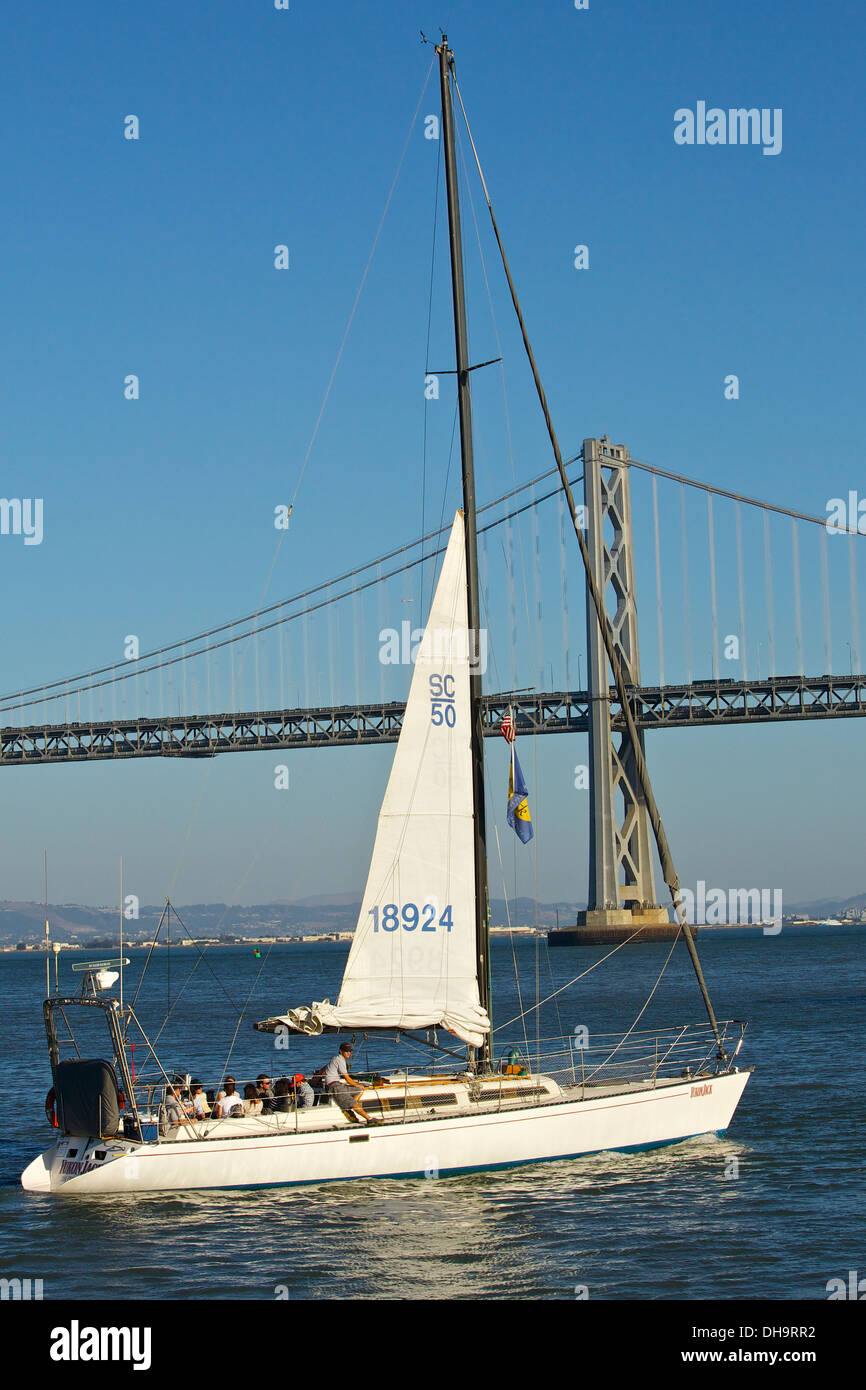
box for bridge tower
[555,436,671,943]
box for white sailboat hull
[22,1069,750,1196]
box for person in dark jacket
[256,1073,277,1113]
[273,1077,292,1113]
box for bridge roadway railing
[2,672,866,765]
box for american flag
[500,714,516,744]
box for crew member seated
[293,1073,315,1108]
[160,1081,192,1134]
[273,1077,292,1113]
[213,1078,244,1118]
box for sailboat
[22,37,749,1197]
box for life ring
[45,1087,58,1128]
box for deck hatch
[477,1086,548,1102]
[364,1091,458,1113]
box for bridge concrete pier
[551,436,670,947]
[549,906,679,946]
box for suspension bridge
[2,434,862,922]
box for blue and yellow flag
[507,752,533,844]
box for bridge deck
[2,674,865,765]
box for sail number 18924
[369,903,453,932]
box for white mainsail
[283,512,490,1048]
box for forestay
[281,512,490,1047]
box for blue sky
[1,0,865,911]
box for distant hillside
[289,891,365,908]
[490,898,584,928]
[0,902,119,943]
[787,892,866,918]
[0,895,586,943]
[7,885,865,945]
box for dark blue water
[1,929,863,1300]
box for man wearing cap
[323,1043,379,1124]
[293,1073,315,1108]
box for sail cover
[281,513,490,1047]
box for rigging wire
[493,823,532,1067]
[451,67,727,1053]
[125,899,169,1026]
[532,739,541,1080]
[220,938,278,1084]
[0,56,436,720]
[543,935,568,1051]
[457,116,535,663]
[421,131,443,608]
[253,48,439,614]
[582,933,684,1079]
[429,402,461,612]
[149,920,242,1050]
[493,927,646,1034]
[164,50,441,818]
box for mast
[437,35,491,1067]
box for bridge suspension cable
[0,459,581,716]
[3,456,863,720]
[626,456,855,531]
